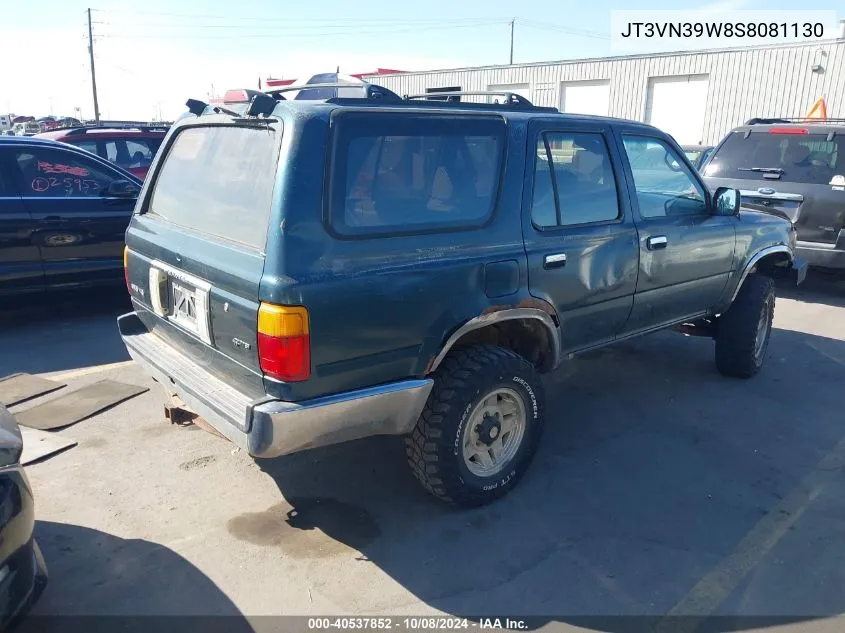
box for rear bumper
[797,231,845,270]
[118,311,433,458]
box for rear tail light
[123,246,130,293]
[768,127,808,134]
[257,303,310,382]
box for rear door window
[13,148,118,198]
[330,112,505,236]
[531,131,621,228]
[704,131,845,185]
[146,125,281,251]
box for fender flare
[729,245,792,304]
[426,308,562,374]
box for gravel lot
[2,274,844,631]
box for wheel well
[752,252,792,278]
[447,319,555,373]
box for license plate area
[170,280,200,331]
[148,261,213,345]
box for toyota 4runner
[118,84,807,507]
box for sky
[0,0,841,121]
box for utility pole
[509,19,515,65]
[87,8,100,122]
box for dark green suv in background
[118,84,806,508]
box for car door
[523,122,639,353]
[0,147,44,298]
[616,130,736,333]
[10,144,138,290]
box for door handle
[543,253,567,269]
[647,235,668,250]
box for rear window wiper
[737,166,784,174]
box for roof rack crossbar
[263,82,401,101]
[404,90,536,107]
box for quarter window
[104,139,160,170]
[622,136,707,218]
[331,113,505,236]
[14,148,117,198]
[531,131,621,228]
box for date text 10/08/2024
[307,618,529,630]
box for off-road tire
[405,345,545,508]
[715,274,776,378]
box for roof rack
[404,90,537,108]
[263,82,402,102]
[55,124,171,136]
[745,117,845,125]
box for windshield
[147,125,281,250]
[684,149,702,164]
[704,131,845,185]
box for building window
[425,86,461,102]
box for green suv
[118,84,806,507]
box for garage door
[488,83,530,103]
[560,80,610,116]
[645,75,709,145]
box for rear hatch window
[704,130,845,185]
[147,125,280,250]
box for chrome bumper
[797,230,845,270]
[117,312,434,458]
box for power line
[92,17,506,28]
[93,8,512,23]
[92,20,503,30]
[95,21,510,40]
[519,20,610,40]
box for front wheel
[715,274,776,378]
[405,345,545,508]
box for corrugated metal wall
[364,40,845,145]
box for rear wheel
[715,274,775,378]
[405,345,544,508]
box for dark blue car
[0,136,140,302]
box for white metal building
[363,34,845,146]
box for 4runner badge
[232,338,251,350]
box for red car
[36,125,168,180]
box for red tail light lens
[257,304,311,382]
[257,333,310,382]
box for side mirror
[106,179,140,198]
[713,187,740,216]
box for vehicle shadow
[0,289,131,376]
[19,520,254,633]
[246,326,845,631]
[777,269,845,308]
